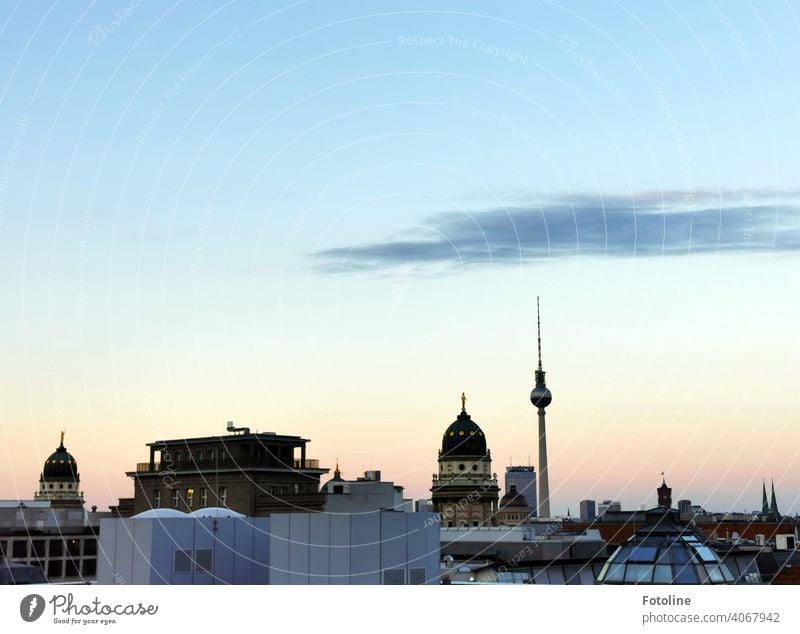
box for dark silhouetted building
[127,421,328,516]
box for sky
[0,1,799,515]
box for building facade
[98,512,440,585]
[505,466,537,518]
[579,499,597,522]
[431,396,499,527]
[127,421,328,516]
[321,466,412,514]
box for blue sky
[1,1,799,513]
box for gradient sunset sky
[1,1,798,515]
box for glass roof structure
[597,507,735,585]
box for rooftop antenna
[537,296,543,371]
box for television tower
[530,297,553,518]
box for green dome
[40,439,79,482]
[441,410,488,457]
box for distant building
[1,437,104,583]
[415,499,434,514]
[494,484,531,527]
[579,499,596,522]
[505,466,536,518]
[321,465,412,513]
[430,395,499,527]
[597,500,621,516]
[125,421,329,517]
[0,501,102,583]
[678,499,692,514]
[440,525,607,584]
[657,477,672,507]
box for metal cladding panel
[211,518,236,584]
[233,519,255,584]
[288,514,310,585]
[190,519,215,585]
[96,518,117,584]
[268,514,290,584]
[424,514,441,584]
[168,518,196,584]
[252,518,271,584]
[131,519,155,584]
[349,513,381,584]
[308,513,330,585]
[380,512,407,571]
[406,513,439,584]
[329,513,351,584]
[148,520,175,585]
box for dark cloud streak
[313,194,800,273]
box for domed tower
[495,482,531,526]
[530,297,553,518]
[34,431,84,507]
[431,394,499,527]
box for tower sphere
[530,385,552,408]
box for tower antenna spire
[537,296,543,371]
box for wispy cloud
[313,190,800,273]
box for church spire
[770,479,780,518]
[761,480,769,516]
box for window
[293,483,300,494]
[196,451,203,462]
[67,539,80,556]
[82,559,97,577]
[171,490,179,508]
[48,559,63,579]
[174,452,182,463]
[153,490,161,507]
[458,464,465,471]
[13,540,27,558]
[200,488,208,507]
[64,559,79,578]
[186,488,194,507]
[31,540,46,558]
[49,540,63,557]
[219,487,227,506]
[409,568,427,585]
[174,550,192,574]
[83,539,97,556]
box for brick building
[126,421,329,516]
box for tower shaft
[537,408,550,518]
